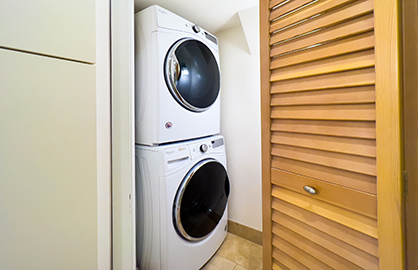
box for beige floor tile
[201,255,236,270]
[216,233,263,270]
[233,265,248,270]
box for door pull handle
[303,185,317,195]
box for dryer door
[173,159,230,241]
[164,38,220,112]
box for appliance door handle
[169,54,181,85]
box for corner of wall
[237,5,260,55]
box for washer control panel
[211,138,224,149]
[164,145,190,163]
[189,136,225,160]
[199,144,208,153]
[191,142,211,159]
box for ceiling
[134,0,259,34]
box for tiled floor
[201,233,263,270]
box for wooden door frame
[111,0,137,269]
[260,0,272,269]
[375,0,405,268]
[402,0,418,268]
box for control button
[192,25,201,33]
[199,144,208,153]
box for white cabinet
[0,0,95,63]
[0,48,97,270]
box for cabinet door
[0,0,95,63]
[0,48,97,270]
[260,0,404,269]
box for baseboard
[227,220,263,246]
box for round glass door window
[164,38,220,112]
[173,159,230,241]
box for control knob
[192,24,201,33]
[199,144,208,153]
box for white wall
[216,5,262,231]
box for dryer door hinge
[404,171,408,196]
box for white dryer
[135,135,230,270]
[135,5,221,146]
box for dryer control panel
[155,5,218,47]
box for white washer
[135,5,221,146]
[135,135,229,270]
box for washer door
[173,159,230,241]
[164,38,220,112]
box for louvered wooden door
[260,0,404,269]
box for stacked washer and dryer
[134,5,230,270]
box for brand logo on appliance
[165,149,175,155]
[165,122,173,129]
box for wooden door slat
[270,0,373,43]
[272,197,379,256]
[272,15,374,59]
[270,0,317,22]
[273,259,290,270]
[271,130,376,157]
[271,104,376,121]
[271,119,376,139]
[273,210,379,269]
[272,223,362,270]
[271,50,375,81]
[270,0,290,9]
[271,144,377,176]
[271,85,375,106]
[271,32,375,69]
[272,245,310,270]
[271,67,375,94]
[273,235,334,270]
[270,0,355,33]
[271,168,377,218]
[272,186,378,238]
[272,156,377,194]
